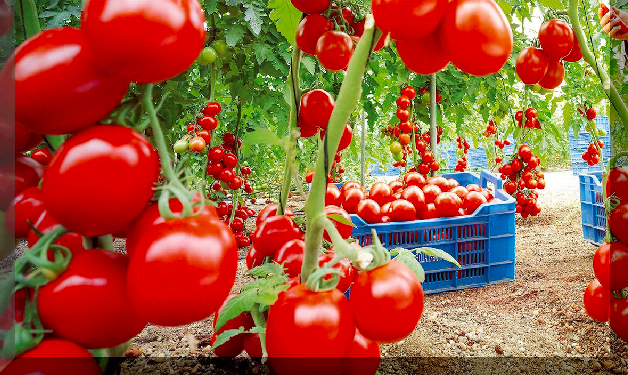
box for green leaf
[268,0,302,46]
[538,0,565,10]
[211,328,245,352]
[243,129,284,148]
[326,213,355,227]
[243,2,264,35]
[214,293,257,332]
[414,247,462,268]
[248,262,286,278]
[391,248,425,283]
[225,24,246,47]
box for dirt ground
[117,171,626,373]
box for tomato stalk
[142,84,194,219]
[568,0,628,129]
[301,16,381,284]
[249,305,268,359]
[15,0,39,39]
[96,235,114,252]
[278,44,302,215]
[429,74,438,177]
[408,100,419,170]
[229,98,243,223]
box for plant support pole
[360,110,366,186]
[429,74,438,176]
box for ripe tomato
[42,125,159,237]
[27,210,88,255]
[357,199,382,224]
[422,184,442,204]
[202,102,222,116]
[403,172,426,188]
[210,294,254,357]
[342,187,365,214]
[563,35,583,62]
[583,278,610,323]
[291,0,330,14]
[82,0,206,83]
[434,192,462,217]
[368,182,393,206]
[127,215,238,326]
[244,333,263,359]
[451,186,469,200]
[518,145,532,161]
[275,239,306,278]
[299,115,320,138]
[305,171,315,184]
[316,31,354,71]
[610,204,628,246]
[296,15,334,56]
[252,215,302,257]
[372,0,447,40]
[350,261,423,343]
[396,32,449,75]
[4,339,102,375]
[5,187,45,238]
[39,250,147,349]
[324,184,343,207]
[189,136,207,153]
[300,89,335,129]
[427,176,451,192]
[389,180,404,193]
[1,28,130,135]
[607,165,628,205]
[463,191,487,214]
[266,284,355,375]
[440,0,513,76]
[538,59,564,90]
[338,124,354,151]
[401,186,426,217]
[0,155,43,210]
[256,204,294,226]
[342,330,381,375]
[324,205,353,241]
[246,246,266,270]
[422,203,439,219]
[610,296,628,342]
[389,199,416,221]
[538,19,574,59]
[593,242,628,291]
[515,47,549,85]
[318,253,356,293]
[341,181,363,195]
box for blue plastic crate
[349,170,516,294]
[569,117,611,176]
[442,145,488,170]
[579,172,606,246]
[369,163,400,176]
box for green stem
[568,0,628,127]
[250,305,268,359]
[429,74,438,176]
[301,17,380,284]
[278,44,302,215]
[360,110,366,186]
[409,101,419,170]
[96,235,114,251]
[230,99,243,223]
[17,0,40,38]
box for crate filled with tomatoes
[325,170,516,294]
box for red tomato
[127,215,238,326]
[202,102,222,116]
[0,156,44,210]
[515,47,549,85]
[342,187,365,214]
[318,253,356,293]
[450,186,469,200]
[299,115,320,138]
[610,296,628,342]
[357,199,382,224]
[27,210,87,255]
[396,32,449,75]
[372,0,447,40]
[316,31,354,71]
[401,186,426,217]
[81,0,206,83]
[4,339,101,375]
[342,330,381,375]
[440,0,513,76]
[434,192,462,217]
[275,239,306,278]
[338,124,354,151]
[266,284,355,375]
[246,246,266,270]
[5,187,45,238]
[324,205,353,242]
[389,180,403,193]
[300,89,335,129]
[256,204,294,226]
[463,191,487,214]
[39,250,147,348]
[244,333,263,359]
[305,171,315,184]
[350,261,423,343]
[593,242,628,291]
[290,0,330,14]
[369,182,393,206]
[31,148,52,166]
[538,59,564,90]
[538,19,574,59]
[563,34,583,62]
[422,203,439,219]
[610,204,628,246]
[403,172,426,188]
[252,215,303,257]
[607,165,628,205]
[1,28,130,135]
[422,184,442,204]
[197,115,218,130]
[341,181,363,195]
[389,199,416,221]
[326,183,342,206]
[210,294,254,357]
[42,125,159,237]
[583,278,609,323]
[427,176,451,192]
[296,15,334,56]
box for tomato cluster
[174,101,222,153]
[499,145,545,218]
[515,107,542,129]
[198,39,228,65]
[575,105,605,166]
[583,161,628,343]
[331,173,495,224]
[454,137,471,172]
[582,139,605,167]
[392,0,512,76]
[304,152,346,184]
[515,19,582,89]
[207,136,252,193]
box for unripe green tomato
[422,93,431,105]
[390,141,402,154]
[200,46,217,64]
[392,152,403,161]
[598,129,607,137]
[531,84,542,92]
[211,40,228,57]
[496,108,506,118]
[174,139,189,154]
